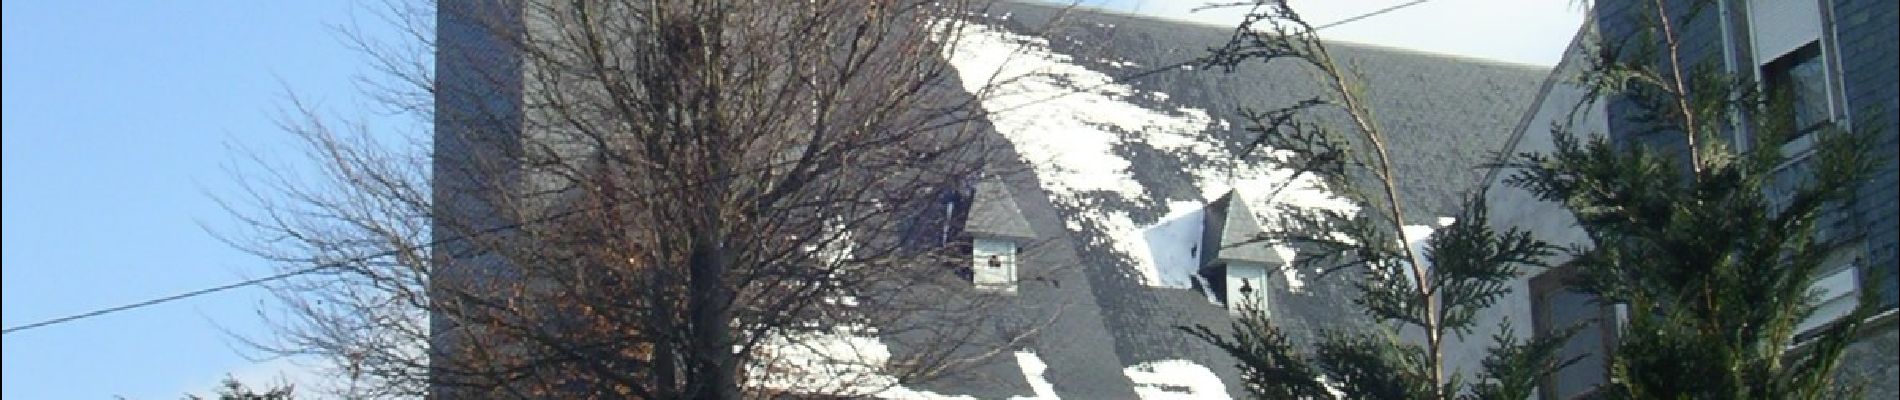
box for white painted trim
[972,237,1019,294]
[1746,0,1823,63]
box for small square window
[1761,41,1830,138]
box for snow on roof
[942,22,1353,290]
[751,323,980,399]
[1122,359,1231,399]
[1141,201,1209,289]
[1011,351,1059,400]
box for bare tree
[221,0,1041,398]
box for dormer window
[963,176,1036,294]
[1199,190,1284,315]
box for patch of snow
[823,295,861,307]
[751,325,972,399]
[1103,59,1140,69]
[1141,201,1208,288]
[1010,351,1060,399]
[1123,359,1232,399]
[1148,92,1170,102]
[1391,223,1445,286]
[1316,375,1347,399]
[1273,245,1306,293]
[1402,224,1438,258]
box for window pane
[1763,42,1829,136]
[1543,289,1607,398]
[1789,53,1827,129]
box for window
[1796,242,1867,339]
[1761,41,1830,136]
[1744,0,1836,149]
[1531,264,1617,400]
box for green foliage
[1501,88,1883,400]
[1179,300,1334,399]
[1465,321,1583,400]
[1312,330,1438,399]
[1493,1,1889,398]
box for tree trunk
[688,231,739,399]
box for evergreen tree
[1185,1,1886,399]
[1500,0,1887,397]
[1179,2,1577,399]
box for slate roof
[892,1,1551,398]
[1202,190,1281,267]
[966,177,1039,241]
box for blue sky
[1,1,1582,398]
[1,1,407,398]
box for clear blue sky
[1,1,1580,398]
[2,1,405,398]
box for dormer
[1199,190,1283,314]
[964,177,1036,294]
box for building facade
[1484,0,1899,397]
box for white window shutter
[1747,0,1823,63]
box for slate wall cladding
[431,1,527,398]
[1593,0,1723,161]
[1832,0,1900,308]
[1839,320,1900,399]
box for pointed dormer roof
[966,178,1038,241]
[1203,190,1282,266]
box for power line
[1314,0,1432,31]
[2,201,601,336]
[2,264,338,335]
[2,0,1435,337]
